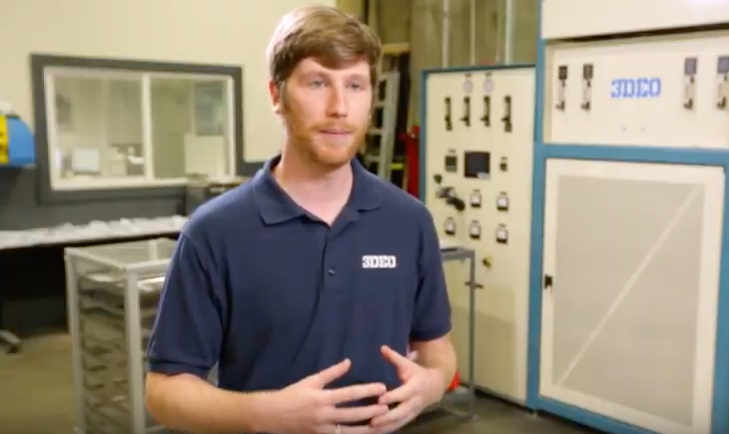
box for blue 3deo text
[610,77,662,98]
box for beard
[282,114,368,170]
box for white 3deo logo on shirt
[361,255,398,269]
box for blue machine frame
[418,2,729,434]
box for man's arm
[146,372,272,434]
[409,335,457,398]
[145,233,268,434]
[409,211,457,397]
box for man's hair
[266,5,382,90]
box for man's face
[270,57,373,169]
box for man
[144,5,456,434]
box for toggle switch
[717,56,729,110]
[555,65,568,111]
[581,64,593,111]
[684,57,698,110]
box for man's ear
[269,80,282,114]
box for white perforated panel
[540,159,724,434]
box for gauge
[496,192,509,211]
[496,224,508,244]
[469,220,481,239]
[483,76,493,95]
[444,217,456,236]
[470,189,482,207]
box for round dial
[470,190,482,206]
[469,221,481,237]
[497,193,509,209]
[445,217,456,233]
[496,225,508,241]
[483,77,493,94]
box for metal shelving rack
[65,238,177,434]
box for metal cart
[65,238,176,434]
[420,244,477,422]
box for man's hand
[263,359,389,434]
[369,346,447,434]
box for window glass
[150,77,231,180]
[51,72,145,188]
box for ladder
[362,70,400,181]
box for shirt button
[328,268,336,276]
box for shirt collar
[252,154,384,225]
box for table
[0,216,187,354]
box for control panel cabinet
[423,66,536,403]
[544,31,729,148]
[541,0,729,40]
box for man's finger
[371,420,407,434]
[305,359,352,387]
[380,346,413,368]
[370,396,418,428]
[324,382,387,405]
[330,403,389,423]
[336,424,380,434]
[377,382,415,405]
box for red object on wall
[401,125,420,198]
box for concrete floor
[0,332,599,434]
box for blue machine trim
[713,168,729,434]
[526,1,729,434]
[525,0,547,413]
[544,144,729,165]
[539,396,658,434]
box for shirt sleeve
[146,233,226,378]
[410,210,452,342]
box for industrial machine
[532,3,729,434]
[543,33,729,148]
[185,175,248,215]
[422,65,536,404]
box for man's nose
[326,86,348,117]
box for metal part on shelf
[185,175,249,215]
[65,238,179,434]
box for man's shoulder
[181,182,259,242]
[371,175,433,223]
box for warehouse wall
[409,0,538,125]
[355,0,538,126]
[0,0,333,230]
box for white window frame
[44,67,237,192]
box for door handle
[543,274,553,290]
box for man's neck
[273,148,353,224]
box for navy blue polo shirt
[147,154,451,400]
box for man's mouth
[320,129,351,135]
